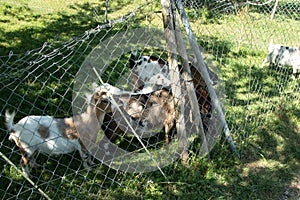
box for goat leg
[20,152,36,177]
[292,67,297,79]
[164,120,174,145]
[78,139,94,170]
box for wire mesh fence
[0,0,299,199]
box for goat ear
[84,92,93,104]
[92,91,109,106]
[99,91,109,100]
[94,91,109,103]
[130,50,139,68]
[131,50,138,58]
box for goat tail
[5,110,16,133]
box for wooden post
[270,0,279,21]
[175,0,237,155]
[161,0,189,162]
[105,0,109,23]
[173,9,209,156]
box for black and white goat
[262,43,300,79]
[5,87,111,176]
[129,51,170,91]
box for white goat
[5,87,111,176]
[262,43,300,79]
[261,43,283,67]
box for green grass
[0,0,299,199]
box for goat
[129,50,170,90]
[129,51,218,120]
[100,83,175,144]
[262,43,300,79]
[5,87,111,176]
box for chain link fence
[0,0,299,199]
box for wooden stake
[270,0,279,21]
[173,9,209,156]
[161,0,189,162]
[175,0,237,155]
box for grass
[0,0,299,199]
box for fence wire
[0,0,299,199]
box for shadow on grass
[0,0,142,116]
[0,2,141,199]
[193,37,300,199]
[0,1,137,56]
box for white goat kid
[5,87,111,176]
[262,43,300,79]
[261,44,283,67]
[277,46,300,79]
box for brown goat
[100,84,175,144]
